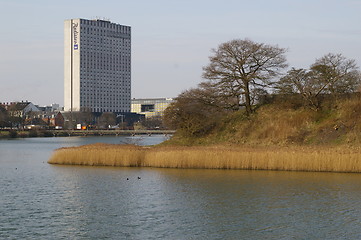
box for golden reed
[48,143,361,173]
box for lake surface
[1,136,361,239]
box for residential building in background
[1,101,65,129]
[2,101,40,118]
[131,98,173,118]
[64,18,131,113]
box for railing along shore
[0,129,175,138]
[51,129,175,136]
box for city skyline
[1,0,361,106]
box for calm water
[1,136,361,239]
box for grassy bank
[163,94,361,147]
[48,144,361,173]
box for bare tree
[192,82,240,111]
[202,39,288,115]
[98,112,116,129]
[311,53,361,95]
[62,110,94,129]
[276,68,322,109]
[141,116,165,130]
[164,89,227,137]
[276,54,361,110]
[0,105,10,128]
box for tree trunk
[244,82,252,115]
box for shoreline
[0,129,175,139]
[48,143,361,173]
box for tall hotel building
[64,18,131,112]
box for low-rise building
[2,101,40,118]
[131,98,174,118]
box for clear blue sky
[1,0,360,106]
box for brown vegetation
[48,143,361,173]
[48,144,145,167]
[164,93,361,146]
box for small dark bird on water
[137,177,141,180]
[126,178,129,180]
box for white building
[131,98,174,118]
[64,18,131,113]
[2,101,40,118]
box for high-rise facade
[64,18,131,112]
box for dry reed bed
[47,143,361,173]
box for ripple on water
[2,138,361,239]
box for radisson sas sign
[72,23,79,50]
